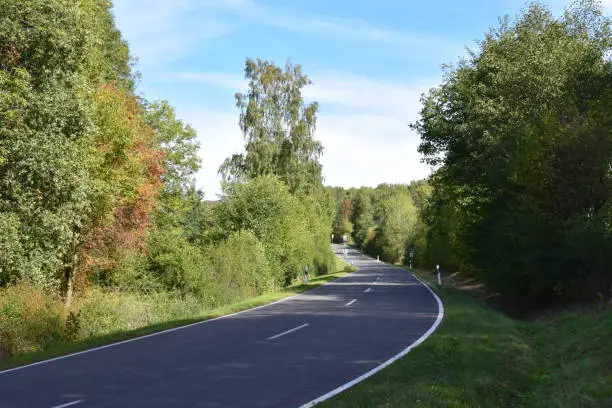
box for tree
[0,0,169,307]
[220,58,323,195]
[352,189,375,247]
[413,0,612,310]
[377,192,419,263]
[0,0,93,290]
[214,176,301,286]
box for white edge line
[51,399,84,408]
[267,323,309,340]
[0,265,350,375]
[298,265,445,408]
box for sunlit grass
[322,266,612,408]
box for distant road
[0,245,443,408]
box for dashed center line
[51,400,84,408]
[267,323,309,340]
[345,299,357,307]
[364,288,371,293]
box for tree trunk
[63,233,80,309]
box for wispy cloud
[203,0,446,45]
[114,0,450,69]
[306,72,436,121]
[112,0,234,66]
[168,70,437,121]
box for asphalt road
[0,245,442,408]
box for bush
[147,228,215,303]
[207,230,275,306]
[68,289,204,341]
[0,284,64,356]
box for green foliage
[144,100,200,195]
[0,4,92,287]
[147,227,213,302]
[328,183,425,264]
[216,176,301,285]
[377,192,419,263]
[207,230,274,305]
[0,0,87,86]
[216,176,335,285]
[413,0,612,310]
[0,284,64,356]
[220,58,323,195]
[0,0,146,294]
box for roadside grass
[322,266,612,408]
[0,258,355,372]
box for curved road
[0,245,442,408]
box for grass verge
[0,258,355,372]
[321,266,612,408]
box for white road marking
[51,400,84,408]
[345,299,357,307]
[1,265,351,375]
[299,260,445,408]
[267,323,309,340]
[364,288,371,293]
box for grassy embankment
[0,257,355,371]
[323,264,612,408]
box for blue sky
[112,0,610,198]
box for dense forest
[330,1,611,315]
[0,1,335,357]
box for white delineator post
[408,247,414,270]
[436,264,441,286]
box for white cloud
[175,108,244,199]
[112,0,233,67]
[307,72,436,121]
[317,113,433,188]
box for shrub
[207,230,275,306]
[147,228,215,302]
[0,284,64,356]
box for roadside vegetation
[323,267,612,408]
[0,257,354,371]
[330,0,611,316]
[324,2,611,405]
[1,1,336,361]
